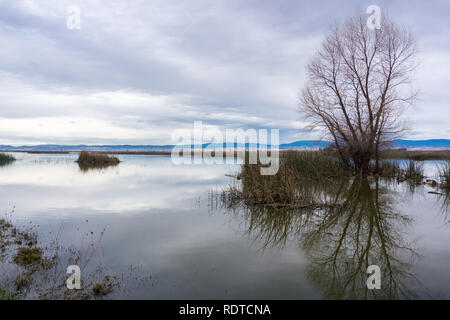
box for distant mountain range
[282,139,450,149]
[0,139,449,152]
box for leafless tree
[300,13,417,174]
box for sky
[0,0,449,145]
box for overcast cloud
[0,0,449,145]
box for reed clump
[437,161,450,190]
[223,151,351,208]
[223,151,428,208]
[13,247,43,266]
[0,153,16,166]
[76,151,120,170]
[281,150,352,179]
[379,160,424,183]
[402,160,424,182]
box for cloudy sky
[0,0,449,145]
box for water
[0,153,449,299]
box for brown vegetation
[223,151,426,208]
[0,215,151,300]
[380,149,450,161]
[77,151,120,171]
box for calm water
[0,153,449,299]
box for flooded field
[0,153,449,299]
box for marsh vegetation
[76,151,120,171]
[0,153,15,166]
[0,152,448,299]
[223,151,430,209]
[0,212,150,300]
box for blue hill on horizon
[0,139,449,151]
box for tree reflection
[223,177,418,299]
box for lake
[0,152,449,299]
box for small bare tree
[300,13,417,174]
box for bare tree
[300,13,417,174]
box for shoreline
[1,149,449,160]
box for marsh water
[0,152,449,299]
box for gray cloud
[0,0,449,145]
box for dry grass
[13,247,43,266]
[77,151,120,171]
[77,151,120,165]
[26,151,70,154]
[381,149,450,161]
[0,214,151,300]
[222,151,351,208]
[223,151,427,208]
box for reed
[437,161,450,190]
[77,151,120,165]
[224,151,427,207]
[0,153,15,166]
[223,151,352,208]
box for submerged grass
[0,213,151,300]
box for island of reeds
[222,150,449,210]
[76,151,120,171]
[0,153,16,166]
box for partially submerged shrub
[13,247,43,266]
[77,151,120,171]
[92,276,116,298]
[14,273,33,292]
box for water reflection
[1,153,449,299]
[78,162,119,172]
[223,177,418,299]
